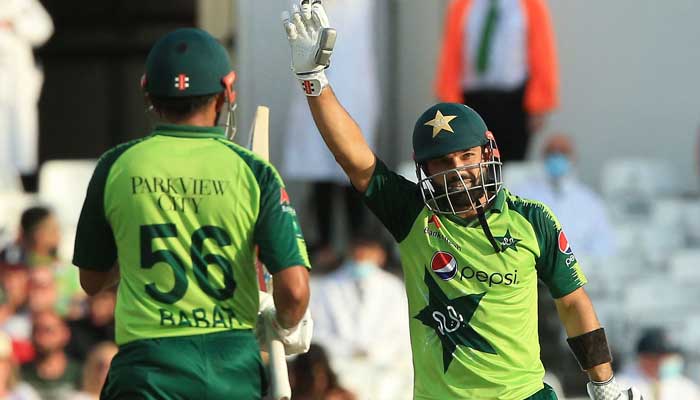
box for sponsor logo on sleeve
[558,231,573,255]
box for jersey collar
[152,124,226,139]
[442,188,507,227]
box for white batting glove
[282,0,337,96]
[256,291,313,355]
[587,377,644,400]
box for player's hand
[587,377,644,400]
[257,291,313,355]
[282,0,337,96]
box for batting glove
[257,291,313,355]
[282,0,336,96]
[587,376,644,400]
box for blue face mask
[659,354,684,380]
[545,153,571,179]
[348,260,378,280]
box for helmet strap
[221,71,238,140]
[477,210,502,253]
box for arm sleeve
[72,157,118,271]
[254,164,310,274]
[362,158,424,243]
[534,204,587,298]
[523,0,559,113]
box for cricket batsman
[73,28,312,399]
[282,1,644,399]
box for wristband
[567,327,612,370]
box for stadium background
[5,0,700,398]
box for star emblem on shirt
[414,269,496,372]
[424,110,457,138]
[494,229,521,252]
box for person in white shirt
[310,235,412,400]
[617,327,700,400]
[0,0,53,177]
[510,134,615,259]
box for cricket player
[73,28,312,399]
[282,1,643,399]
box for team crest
[431,251,458,281]
[558,231,573,255]
[494,229,521,252]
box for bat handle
[269,338,291,399]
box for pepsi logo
[431,251,458,281]
[558,231,573,255]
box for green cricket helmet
[142,28,236,101]
[412,103,503,215]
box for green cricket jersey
[364,159,587,400]
[73,124,310,345]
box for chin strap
[477,210,502,253]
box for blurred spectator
[0,207,60,269]
[0,0,53,178]
[309,236,412,399]
[0,264,31,343]
[72,342,117,400]
[0,331,39,399]
[436,0,558,161]
[282,0,380,252]
[0,206,85,321]
[20,310,80,400]
[27,266,56,314]
[289,343,356,400]
[66,289,115,362]
[511,134,615,258]
[617,327,700,400]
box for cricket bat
[249,105,291,400]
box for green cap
[144,28,232,97]
[413,103,489,163]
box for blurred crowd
[0,206,115,400]
[2,0,700,399]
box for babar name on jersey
[130,175,230,214]
[158,304,238,329]
[430,251,519,288]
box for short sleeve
[254,165,310,274]
[72,158,118,270]
[72,139,145,270]
[534,205,588,298]
[362,158,425,243]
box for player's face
[425,146,484,189]
[424,146,487,212]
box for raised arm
[283,0,376,192]
[307,88,376,192]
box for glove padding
[282,0,337,96]
[587,377,644,400]
[256,291,313,355]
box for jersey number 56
[140,223,236,304]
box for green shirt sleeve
[532,204,588,298]
[253,163,310,274]
[73,139,145,271]
[72,154,118,270]
[362,158,424,243]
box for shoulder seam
[214,138,283,184]
[506,193,561,230]
[99,136,153,218]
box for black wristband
[566,327,612,370]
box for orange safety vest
[435,0,559,114]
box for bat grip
[269,338,291,399]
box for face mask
[659,354,684,380]
[544,153,571,179]
[348,260,378,280]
